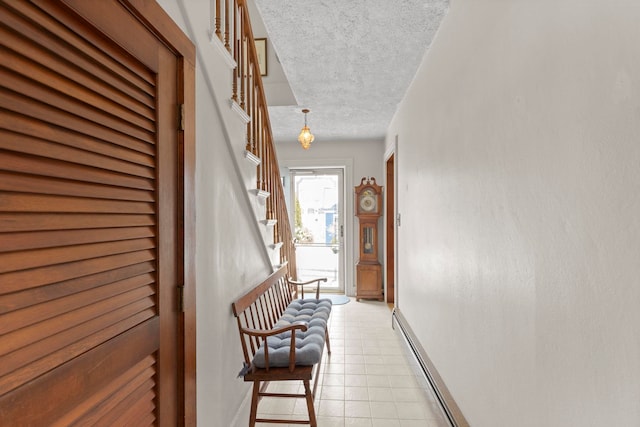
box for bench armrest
[240,321,308,338]
[287,277,327,299]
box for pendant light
[297,108,314,149]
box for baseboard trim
[231,385,252,427]
[392,308,470,427]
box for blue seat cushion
[252,298,332,368]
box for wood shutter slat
[49,357,155,427]
[97,381,156,427]
[0,149,154,189]
[0,193,154,214]
[0,306,156,394]
[0,28,155,122]
[0,24,155,118]
[0,5,155,105]
[0,250,155,294]
[0,213,155,233]
[0,111,154,167]
[0,238,155,274]
[0,172,154,202]
[0,291,155,362]
[1,1,156,89]
[0,318,160,424]
[1,262,155,314]
[0,87,155,146]
[0,58,155,134]
[0,127,154,175]
[0,272,155,335]
[0,227,155,253]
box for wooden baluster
[240,14,246,109]
[263,123,268,192]
[253,83,263,154]
[282,203,287,257]
[278,193,284,259]
[232,0,239,104]
[224,0,230,51]
[262,112,267,191]
[251,78,260,152]
[232,0,237,54]
[266,144,272,220]
[272,157,277,227]
[256,109,262,191]
[246,67,251,147]
[232,40,239,103]
[256,105,261,156]
[271,154,277,245]
[236,8,243,105]
[246,67,252,150]
[214,0,221,42]
[260,116,266,191]
[268,146,274,218]
[260,100,265,156]
[278,188,283,266]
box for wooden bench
[231,265,331,426]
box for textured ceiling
[254,0,449,143]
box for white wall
[156,1,273,425]
[387,1,640,426]
[276,139,385,296]
[245,0,297,106]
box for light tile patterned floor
[256,299,451,427]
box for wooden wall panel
[0,318,160,425]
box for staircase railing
[213,0,297,278]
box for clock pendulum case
[354,177,383,301]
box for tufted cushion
[253,298,332,368]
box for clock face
[359,194,376,212]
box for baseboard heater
[392,308,470,427]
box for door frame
[385,153,395,304]
[384,137,398,306]
[114,1,197,423]
[289,168,345,293]
[280,158,355,296]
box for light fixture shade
[298,126,314,149]
[298,108,314,149]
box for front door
[0,1,193,424]
[290,168,345,294]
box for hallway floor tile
[256,299,451,427]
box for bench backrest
[231,264,297,365]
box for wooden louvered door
[0,1,194,425]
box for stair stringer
[204,32,284,269]
[184,18,275,272]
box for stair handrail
[213,0,297,278]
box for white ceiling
[251,0,449,143]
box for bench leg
[325,329,331,355]
[249,381,260,427]
[303,379,317,427]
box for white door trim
[280,158,355,296]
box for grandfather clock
[355,177,383,301]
